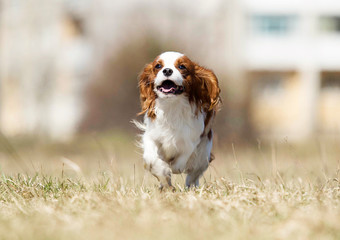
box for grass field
[0,133,339,240]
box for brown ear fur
[192,64,221,112]
[138,63,156,119]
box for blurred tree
[79,35,170,132]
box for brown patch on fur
[175,56,221,118]
[191,64,221,112]
[209,152,215,163]
[207,130,213,141]
[201,110,216,137]
[174,56,195,78]
[173,55,221,114]
[205,111,214,128]
[138,58,164,119]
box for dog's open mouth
[157,80,184,95]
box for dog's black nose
[163,68,173,77]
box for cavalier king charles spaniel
[136,51,220,189]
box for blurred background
[1,0,340,144]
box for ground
[0,133,339,240]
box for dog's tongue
[161,87,176,93]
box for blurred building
[0,0,92,139]
[241,0,340,140]
[0,0,340,141]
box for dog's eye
[178,65,186,70]
[155,64,162,69]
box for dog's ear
[194,64,221,111]
[138,63,156,118]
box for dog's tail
[131,119,145,150]
[131,119,146,131]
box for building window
[252,73,285,97]
[321,72,340,90]
[250,15,297,35]
[318,71,340,133]
[320,16,340,33]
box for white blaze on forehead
[154,51,185,89]
[158,51,184,67]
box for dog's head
[138,51,220,118]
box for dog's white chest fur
[144,95,204,173]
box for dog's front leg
[142,134,172,189]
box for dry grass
[0,133,339,240]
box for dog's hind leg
[185,134,212,188]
